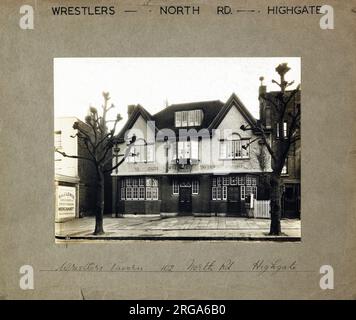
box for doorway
[179,186,192,215]
[227,186,241,216]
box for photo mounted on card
[54,57,301,242]
[1,0,355,300]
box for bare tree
[241,63,300,235]
[55,92,137,235]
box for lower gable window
[121,177,159,200]
[219,134,250,159]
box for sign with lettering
[56,186,76,219]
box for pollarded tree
[241,63,300,235]
[55,92,138,235]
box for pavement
[55,215,301,241]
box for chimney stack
[127,104,136,118]
[259,76,266,95]
[258,76,268,125]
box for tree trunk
[269,173,282,235]
[93,170,105,235]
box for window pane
[173,180,179,194]
[191,140,199,159]
[146,178,152,186]
[139,187,145,200]
[126,187,132,200]
[217,187,222,200]
[220,141,226,159]
[241,186,245,200]
[192,180,199,194]
[152,187,158,200]
[175,112,182,127]
[251,177,257,185]
[195,110,202,126]
[132,187,138,199]
[241,140,250,158]
[146,187,151,199]
[188,110,195,126]
[246,176,251,185]
[222,186,227,200]
[182,111,188,126]
[212,187,217,200]
[54,133,62,148]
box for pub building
[111,85,300,218]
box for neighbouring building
[111,87,301,218]
[54,117,98,221]
[259,86,301,218]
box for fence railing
[253,200,270,218]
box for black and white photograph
[54,57,301,241]
[3,0,356,302]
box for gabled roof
[208,93,257,130]
[115,104,154,142]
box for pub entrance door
[227,186,241,216]
[178,186,192,215]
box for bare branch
[103,137,145,173]
[55,148,94,163]
[250,125,277,162]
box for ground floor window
[246,186,258,200]
[211,175,258,201]
[121,177,159,200]
[212,185,228,200]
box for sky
[54,57,301,131]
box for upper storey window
[175,110,203,127]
